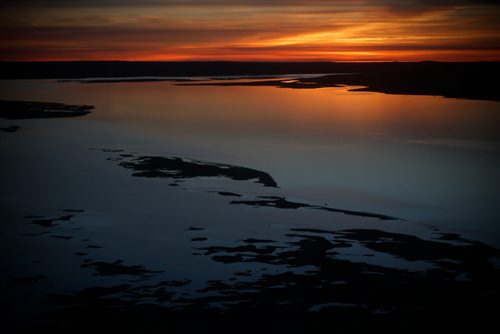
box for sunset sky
[1,0,500,62]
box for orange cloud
[1,1,499,61]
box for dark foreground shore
[35,219,499,334]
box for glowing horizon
[1,1,499,62]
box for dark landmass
[436,232,464,241]
[231,196,399,220]
[81,260,163,277]
[185,227,205,231]
[11,208,499,333]
[182,68,500,101]
[288,228,492,263]
[51,235,74,240]
[105,152,398,221]
[0,61,495,80]
[297,71,500,101]
[91,148,124,153]
[242,238,276,244]
[0,125,20,132]
[36,227,499,333]
[1,61,499,101]
[11,275,46,285]
[0,61,357,79]
[210,76,279,80]
[30,214,75,228]
[180,78,331,89]
[21,231,49,236]
[215,191,242,197]
[0,100,93,119]
[119,155,278,187]
[108,152,398,220]
[60,78,197,83]
[157,279,191,287]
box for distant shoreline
[2,61,497,101]
[1,61,498,79]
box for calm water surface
[1,79,499,244]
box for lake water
[2,79,499,243]
[1,78,499,330]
